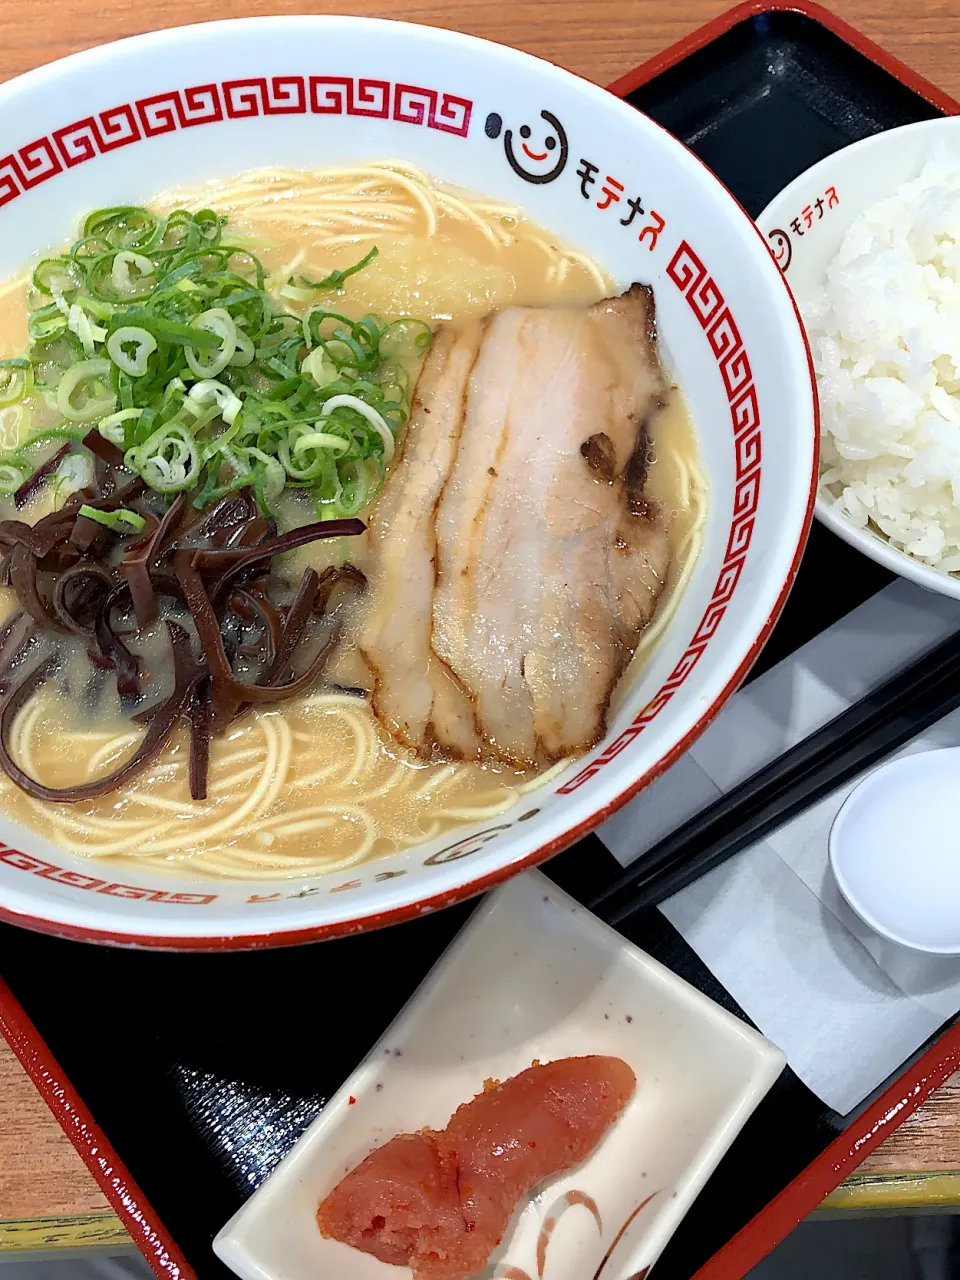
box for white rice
[805,147,960,572]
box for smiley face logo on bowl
[484,109,568,184]
[767,227,792,273]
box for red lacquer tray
[2,5,959,1278]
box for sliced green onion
[301,346,339,389]
[9,207,422,518]
[126,423,201,494]
[301,306,353,351]
[67,304,107,356]
[320,393,395,461]
[335,457,376,516]
[0,359,33,407]
[84,207,164,252]
[292,430,351,456]
[78,503,147,533]
[21,426,86,447]
[106,326,158,377]
[49,452,93,506]
[244,447,285,511]
[56,358,116,423]
[108,311,222,350]
[49,289,72,319]
[380,316,433,360]
[184,307,237,378]
[278,282,318,304]
[149,317,223,349]
[230,328,255,367]
[278,429,330,482]
[111,250,156,297]
[193,209,224,245]
[187,379,242,425]
[27,305,68,343]
[32,257,84,297]
[98,408,144,447]
[0,404,25,450]
[99,408,144,430]
[79,296,114,323]
[298,246,378,291]
[0,452,29,496]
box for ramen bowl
[0,16,816,948]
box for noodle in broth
[0,162,705,878]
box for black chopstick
[588,624,960,927]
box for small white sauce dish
[830,746,960,955]
[213,869,785,1280]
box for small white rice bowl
[806,148,960,572]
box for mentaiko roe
[316,1055,636,1280]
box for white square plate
[214,870,785,1280]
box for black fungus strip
[94,585,142,699]
[187,490,259,547]
[9,543,67,634]
[268,568,320,685]
[52,565,116,636]
[80,428,126,469]
[0,481,365,804]
[69,514,106,552]
[229,589,281,668]
[121,493,188,629]
[188,517,365,600]
[187,678,212,801]
[14,444,72,510]
[0,622,201,803]
[37,546,81,574]
[225,515,270,550]
[313,564,367,615]
[94,455,116,500]
[0,611,33,691]
[86,648,115,672]
[0,509,78,559]
[176,554,343,710]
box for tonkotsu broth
[0,164,705,878]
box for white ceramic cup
[830,746,960,954]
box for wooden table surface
[2,0,960,1254]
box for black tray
[2,7,956,1280]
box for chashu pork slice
[432,284,671,767]
[360,323,484,758]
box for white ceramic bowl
[0,16,816,948]
[214,870,785,1280]
[757,117,960,602]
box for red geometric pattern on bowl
[558,239,761,794]
[0,844,217,904]
[0,74,473,208]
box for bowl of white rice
[759,118,960,598]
